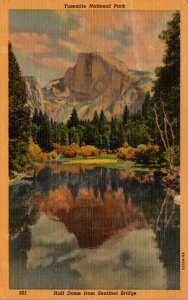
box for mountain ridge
[25,52,154,121]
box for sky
[9,10,173,86]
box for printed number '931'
[19,291,27,295]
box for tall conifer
[9,42,31,176]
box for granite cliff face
[64,52,129,101]
[25,76,46,114]
[26,53,154,121]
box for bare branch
[164,111,175,147]
[162,102,170,148]
[153,106,168,150]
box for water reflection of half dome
[33,186,146,248]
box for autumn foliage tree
[27,137,43,161]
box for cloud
[10,32,52,54]
[58,39,83,54]
[9,10,174,84]
[10,30,75,75]
[106,25,133,46]
[64,10,172,70]
[34,55,74,71]
[70,229,167,289]
[9,10,79,35]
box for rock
[25,76,46,114]
[25,52,154,122]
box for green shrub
[135,144,159,164]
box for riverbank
[9,154,180,192]
[50,153,159,172]
[35,152,157,172]
[9,159,151,184]
[62,159,153,172]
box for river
[9,162,180,289]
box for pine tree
[67,107,79,128]
[98,110,106,133]
[37,112,52,152]
[117,121,126,147]
[32,108,40,125]
[69,127,80,145]
[110,117,118,149]
[61,125,69,145]
[151,11,180,146]
[51,120,62,145]
[122,105,129,125]
[92,111,99,126]
[98,110,110,148]
[142,92,150,120]
[9,42,31,176]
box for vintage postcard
[0,0,188,299]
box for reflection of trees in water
[33,187,146,248]
[10,226,31,287]
[9,194,40,288]
[154,189,180,289]
[10,204,40,236]
[35,166,165,206]
[155,189,178,235]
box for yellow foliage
[117,146,136,161]
[47,150,58,160]
[80,145,100,157]
[27,137,46,162]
